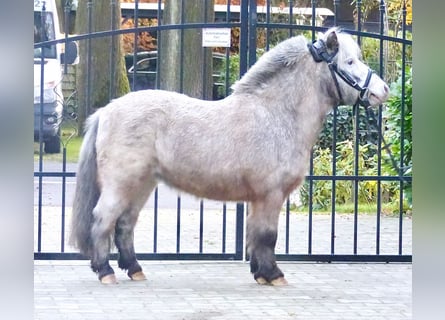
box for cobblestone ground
[35,205,411,320]
[34,260,411,320]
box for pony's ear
[325,30,339,55]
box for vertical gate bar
[310,0,316,29]
[308,154,314,254]
[307,0,317,255]
[356,0,362,45]
[176,195,181,253]
[331,107,338,255]
[63,1,70,74]
[333,0,340,26]
[179,0,185,94]
[109,0,117,100]
[61,0,72,253]
[376,105,383,254]
[285,198,290,254]
[265,0,270,51]
[239,0,248,77]
[353,1,363,255]
[288,0,293,37]
[332,0,341,256]
[353,104,360,255]
[235,0,248,261]
[235,202,244,260]
[222,203,227,253]
[376,0,387,255]
[153,187,158,253]
[61,148,67,252]
[60,5,71,253]
[398,0,408,255]
[378,0,386,78]
[86,0,93,117]
[248,0,257,67]
[37,2,47,253]
[131,0,139,91]
[223,0,231,97]
[156,0,161,89]
[201,1,207,100]
[199,200,204,253]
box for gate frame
[34,0,412,263]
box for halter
[308,39,373,107]
[309,38,408,183]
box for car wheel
[44,133,61,154]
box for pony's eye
[347,59,354,65]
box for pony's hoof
[100,274,118,284]
[255,277,269,285]
[255,276,288,286]
[130,271,147,281]
[270,277,288,286]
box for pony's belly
[157,170,260,202]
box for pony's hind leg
[90,190,129,284]
[114,182,156,281]
[247,192,288,286]
[114,211,145,281]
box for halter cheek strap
[308,40,373,107]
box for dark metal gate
[34,0,412,263]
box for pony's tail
[69,110,101,257]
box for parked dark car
[125,51,227,100]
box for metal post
[311,0,317,41]
[63,1,71,74]
[248,0,257,67]
[235,203,244,260]
[239,0,248,77]
[333,0,340,26]
[109,0,117,100]
[398,0,408,255]
[356,0,362,45]
[37,0,47,253]
[132,0,139,91]
[86,0,93,117]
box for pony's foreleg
[247,193,287,286]
[115,211,146,281]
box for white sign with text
[202,28,231,48]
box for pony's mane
[231,35,309,94]
[232,28,348,95]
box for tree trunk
[159,0,214,100]
[75,0,130,134]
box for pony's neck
[230,36,338,150]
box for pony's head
[311,28,389,107]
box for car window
[129,57,157,73]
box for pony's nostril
[384,84,389,93]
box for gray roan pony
[70,28,389,285]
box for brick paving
[35,203,412,319]
[34,260,411,320]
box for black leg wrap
[118,255,142,278]
[117,255,135,270]
[248,229,284,283]
[250,254,259,274]
[250,256,284,283]
[92,262,115,281]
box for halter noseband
[308,39,373,107]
